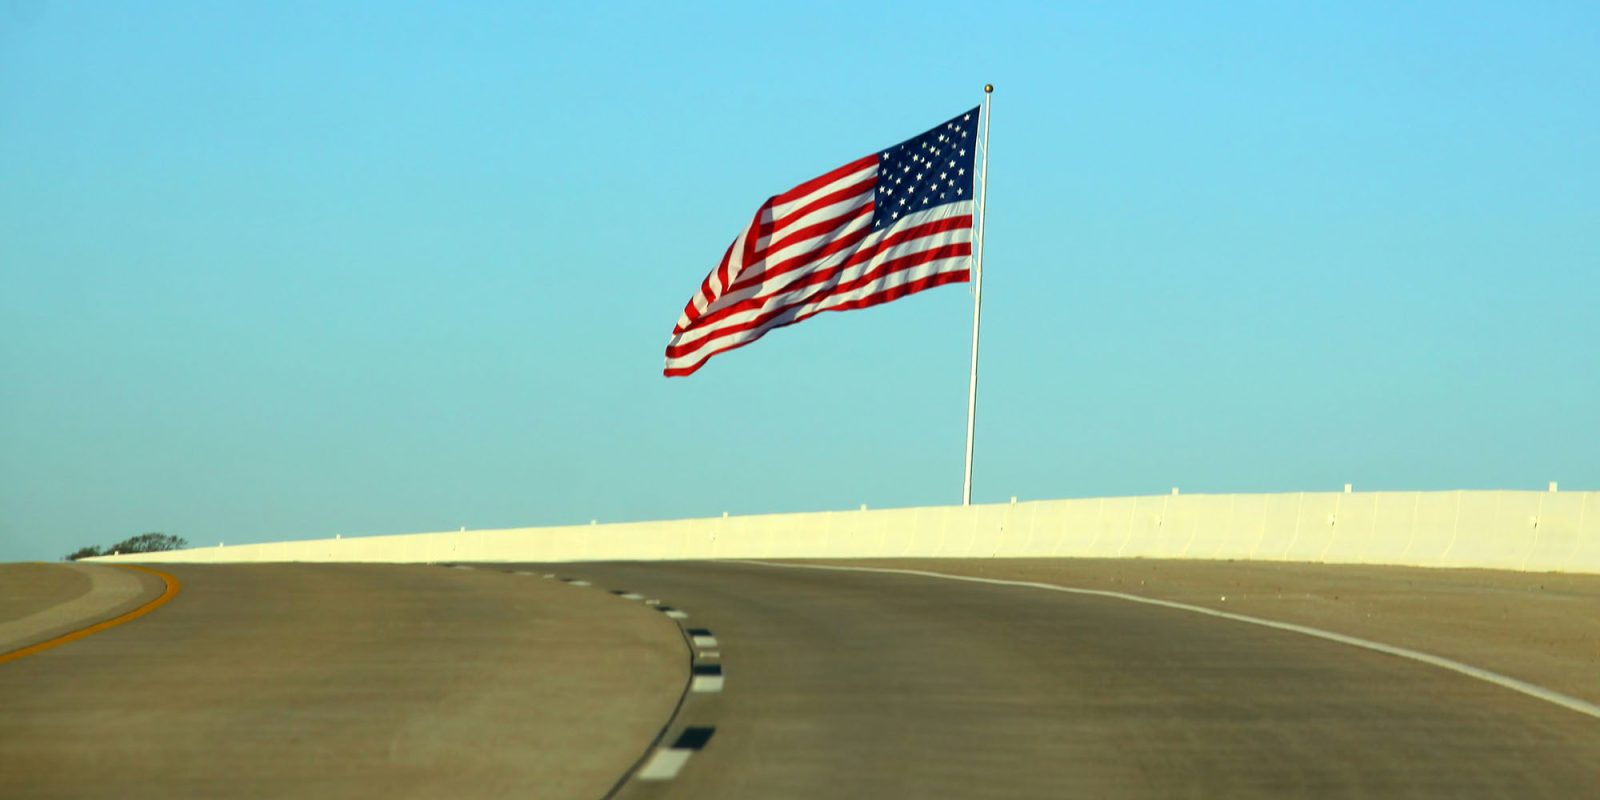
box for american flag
[665,107,981,377]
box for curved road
[4,560,1598,798]
[557,561,1600,799]
[0,564,685,800]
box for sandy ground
[812,558,1600,705]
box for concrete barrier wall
[90,490,1599,574]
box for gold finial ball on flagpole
[984,83,994,93]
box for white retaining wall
[90,490,1599,574]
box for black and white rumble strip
[687,627,720,660]
[690,663,724,693]
[541,574,725,790]
[636,726,717,781]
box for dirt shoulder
[807,558,1600,706]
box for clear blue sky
[3,1,1596,561]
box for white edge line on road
[636,748,693,781]
[730,559,1600,723]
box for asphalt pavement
[0,564,686,800]
[551,561,1600,799]
[4,559,1597,799]
[0,562,163,653]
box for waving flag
[665,107,981,377]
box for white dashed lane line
[543,573,724,787]
[636,727,717,781]
[691,664,724,693]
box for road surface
[557,560,1600,799]
[4,559,1598,798]
[0,563,685,800]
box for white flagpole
[962,84,993,507]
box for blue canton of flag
[873,107,980,231]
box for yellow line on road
[0,565,182,665]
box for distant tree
[104,532,188,554]
[64,545,104,561]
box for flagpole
[962,84,992,507]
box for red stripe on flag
[665,111,979,377]
[666,243,971,359]
[663,268,970,377]
[690,215,972,332]
[771,154,877,206]
[726,208,876,295]
[759,177,876,250]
